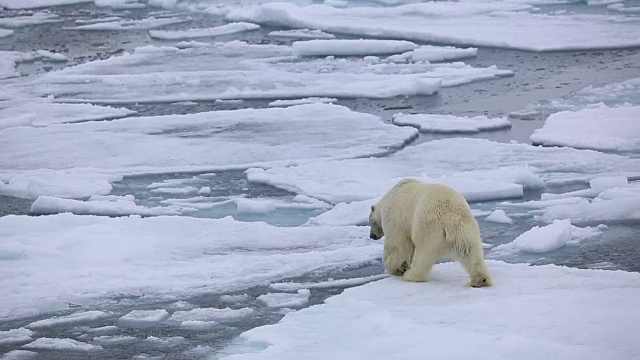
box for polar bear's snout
[370,232,381,240]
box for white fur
[370,178,493,287]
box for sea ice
[267,97,336,107]
[119,310,170,326]
[268,29,335,39]
[22,338,101,351]
[485,209,513,224]
[0,103,417,176]
[222,261,640,360]
[492,219,574,254]
[0,29,14,39]
[292,39,418,57]
[388,45,477,63]
[0,0,91,9]
[149,22,260,40]
[169,307,255,322]
[29,195,182,216]
[67,16,190,30]
[392,113,511,134]
[91,335,138,345]
[0,12,61,28]
[180,321,218,330]
[247,138,639,205]
[0,170,120,199]
[27,310,110,328]
[0,99,135,130]
[85,325,118,335]
[227,2,640,51]
[0,214,380,320]
[270,274,388,291]
[0,350,37,359]
[530,105,640,152]
[257,289,311,308]
[0,328,33,345]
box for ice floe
[149,22,260,40]
[292,39,418,57]
[531,105,640,152]
[0,98,134,130]
[169,307,255,322]
[27,310,110,328]
[247,138,640,204]
[0,214,379,320]
[91,335,138,345]
[485,209,513,224]
[66,16,190,30]
[393,113,511,134]
[388,45,478,63]
[0,104,416,188]
[29,195,182,216]
[0,12,61,28]
[268,29,335,39]
[491,219,604,254]
[270,274,388,291]
[119,310,170,326]
[0,350,37,359]
[1,42,510,104]
[0,170,121,199]
[257,289,310,308]
[0,328,34,345]
[226,2,640,51]
[22,337,100,351]
[222,261,640,360]
[267,97,336,107]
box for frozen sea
[1,0,640,359]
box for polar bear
[369,178,493,287]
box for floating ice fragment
[119,310,170,326]
[257,289,311,308]
[485,209,513,224]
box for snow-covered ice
[180,321,218,331]
[530,105,640,152]
[222,261,640,360]
[29,195,182,216]
[227,2,640,51]
[0,29,14,39]
[267,97,336,107]
[169,307,255,322]
[490,219,602,254]
[85,325,118,335]
[268,29,335,39]
[0,170,121,199]
[1,42,511,104]
[91,335,138,345]
[0,214,379,320]
[0,350,37,360]
[247,138,640,205]
[119,310,170,326]
[22,337,101,351]
[149,22,260,40]
[0,0,91,9]
[0,104,417,180]
[393,113,511,134]
[257,289,311,308]
[485,209,513,224]
[0,328,33,345]
[291,39,418,57]
[0,99,134,130]
[388,45,478,63]
[27,310,110,328]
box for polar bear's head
[369,204,384,240]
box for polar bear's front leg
[383,237,414,276]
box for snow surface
[267,97,336,107]
[485,209,513,224]
[149,22,260,40]
[0,214,380,320]
[393,113,511,133]
[0,103,417,178]
[530,105,640,152]
[119,310,170,326]
[257,289,310,308]
[292,39,418,57]
[492,219,578,254]
[247,138,640,205]
[268,29,335,39]
[0,328,33,345]
[27,310,110,328]
[29,195,181,216]
[2,42,510,104]
[0,350,37,360]
[227,2,640,52]
[22,337,100,351]
[67,16,190,30]
[223,261,640,360]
